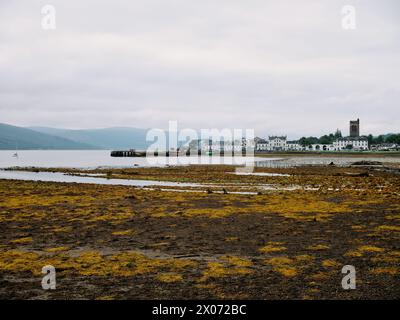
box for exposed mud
[0,164,399,299]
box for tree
[299,136,319,146]
[367,134,374,145]
[334,129,342,138]
[319,135,333,144]
[375,135,385,144]
[386,134,400,144]
[296,132,399,148]
[299,137,307,147]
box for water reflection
[0,170,204,188]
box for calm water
[1,151,398,190]
[0,170,313,192]
[0,170,204,188]
[0,150,399,169]
[0,150,280,169]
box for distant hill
[0,123,98,150]
[29,126,151,150]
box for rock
[358,172,369,177]
[345,172,369,177]
[350,160,383,166]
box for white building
[256,136,286,151]
[333,137,369,150]
[194,138,255,153]
[286,141,304,151]
[256,136,303,151]
[370,143,399,151]
[268,136,287,151]
[255,139,269,151]
[332,119,369,151]
[255,135,369,152]
[308,144,335,151]
[254,117,371,152]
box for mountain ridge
[0,123,99,150]
[28,126,151,150]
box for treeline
[298,131,400,146]
[367,134,400,145]
[298,130,342,146]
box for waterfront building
[308,144,336,151]
[370,143,399,151]
[333,119,369,150]
[268,136,287,151]
[256,136,298,151]
[255,138,268,151]
[350,118,360,137]
[333,137,368,150]
[242,118,369,152]
[286,141,303,151]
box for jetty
[110,149,247,157]
[110,150,188,157]
[110,149,146,157]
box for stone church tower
[350,118,360,137]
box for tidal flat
[0,163,399,299]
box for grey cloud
[0,0,399,138]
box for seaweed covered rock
[350,160,383,166]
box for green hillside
[0,123,99,150]
[29,126,151,150]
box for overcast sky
[0,0,399,138]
